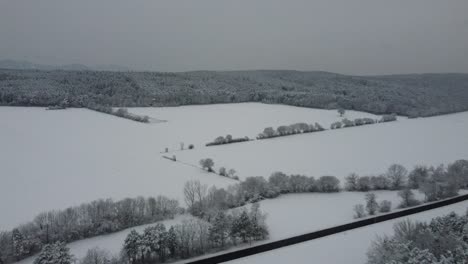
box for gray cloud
[1,0,467,74]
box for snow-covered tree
[230,211,251,244]
[80,247,110,264]
[353,204,366,219]
[209,211,229,248]
[12,229,27,260]
[34,242,73,264]
[199,158,214,172]
[398,189,420,208]
[338,108,345,117]
[386,164,408,190]
[268,172,290,193]
[262,127,276,138]
[316,176,340,192]
[219,167,227,177]
[166,227,177,258]
[345,173,359,191]
[123,230,142,264]
[379,200,392,213]
[365,193,379,215]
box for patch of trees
[352,159,468,219]
[344,160,468,196]
[206,135,250,146]
[354,193,394,219]
[33,242,73,264]
[183,173,341,218]
[330,114,396,130]
[122,204,268,263]
[198,158,239,180]
[0,196,180,264]
[257,122,325,140]
[87,104,150,123]
[367,211,468,264]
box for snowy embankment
[0,103,379,230]
[227,200,468,264]
[177,110,468,181]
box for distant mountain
[0,59,130,72]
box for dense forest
[1,69,468,117]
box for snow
[177,111,468,180]
[2,103,468,264]
[228,200,468,264]
[16,215,194,264]
[251,191,429,240]
[0,103,379,230]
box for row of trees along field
[2,69,468,117]
[0,196,180,263]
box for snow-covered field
[228,200,468,264]
[1,102,468,264]
[177,111,468,180]
[251,190,428,240]
[0,103,376,229]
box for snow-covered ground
[177,111,468,180]
[252,190,428,240]
[0,103,378,229]
[16,215,194,264]
[2,103,468,264]
[227,200,468,264]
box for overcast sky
[1,0,467,75]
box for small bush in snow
[379,200,392,213]
[353,204,366,219]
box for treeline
[2,69,468,118]
[86,103,150,123]
[206,135,250,147]
[257,122,325,139]
[344,160,468,200]
[351,160,468,219]
[367,211,468,263]
[122,204,268,263]
[330,114,396,129]
[0,196,180,264]
[183,173,340,218]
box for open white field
[0,103,376,229]
[251,190,429,240]
[128,102,380,148]
[228,200,468,264]
[0,107,228,230]
[177,111,468,181]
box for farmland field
[1,103,468,264]
[177,110,468,180]
[0,103,379,229]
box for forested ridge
[1,69,468,117]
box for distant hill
[0,68,467,117]
[0,59,130,72]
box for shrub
[353,204,366,219]
[379,200,392,213]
